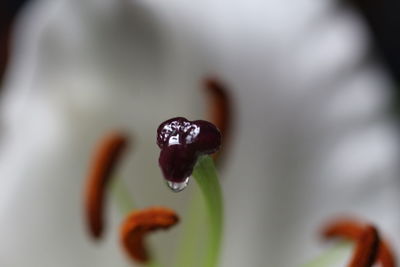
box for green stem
[175,187,207,267]
[192,155,224,267]
[302,241,352,267]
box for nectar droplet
[166,177,190,192]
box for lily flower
[0,0,399,266]
[83,120,396,267]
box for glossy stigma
[157,117,221,184]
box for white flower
[0,0,398,266]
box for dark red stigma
[157,117,221,182]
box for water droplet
[166,177,190,192]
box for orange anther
[204,77,232,161]
[120,207,179,263]
[323,219,396,267]
[348,225,380,267]
[84,132,129,239]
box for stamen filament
[111,177,136,216]
[302,241,353,267]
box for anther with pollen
[120,207,179,263]
[84,132,129,239]
[204,77,232,163]
[322,218,396,267]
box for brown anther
[84,132,129,239]
[120,207,179,263]
[323,219,396,267]
[204,77,232,161]
[349,225,380,267]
